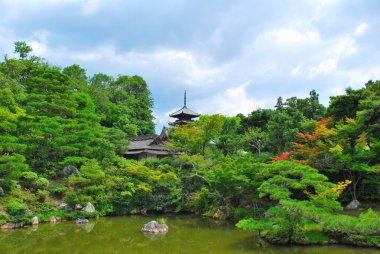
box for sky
[1,0,379,132]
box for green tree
[14,41,32,59]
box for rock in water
[76,219,89,224]
[31,216,39,225]
[141,221,168,234]
[82,202,96,213]
[346,200,360,210]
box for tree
[0,87,29,192]
[63,64,89,92]
[266,110,304,154]
[110,75,155,136]
[242,127,266,155]
[14,41,32,59]
[275,96,284,111]
[327,87,364,122]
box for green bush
[6,199,27,216]
[35,177,49,189]
[50,184,68,196]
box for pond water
[0,215,378,254]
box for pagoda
[169,91,200,125]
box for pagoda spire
[169,90,200,125]
[184,90,187,107]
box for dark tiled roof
[169,106,200,118]
[125,128,170,155]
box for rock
[346,200,361,210]
[57,203,67,210]
[141,221,168,234]
[263,211,272,218]
[0,187,4,196]
[76,219,89,224]
[1,222,24,230]
[63,165,81,177]
[213,206,228,220]
[130,209,139,214]
[31,216,39,225]
[50,217,57,224]
[75,204,83,210]
[369,230,380,236]
[329,239,338,244]
[82,202,96,213]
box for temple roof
[125,128,170,156]
[169,91,200,119]
[169,106,200,118]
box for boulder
[1,222,24,230]
[0,187,4,196]
[346,200,360,210]
[57,203,67,210]
[63,165,81,177]
[213,206,229,220]
[31,216,39,225]
[50,216,57,224]
[141,221,168,234]
[82,202,96,213]
[75,204,83,210]
[369,230,380,236]
[263,211,272,218]
[76,219,89,224]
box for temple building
[169,91,200,125]
[124,128,170,160]
[124,91,200,160]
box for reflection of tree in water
[0,216,379,254]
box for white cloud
[291,65,302,76]
[256,28,321,46]
[354,22,368,37]
[308,58,337,79]
[197,83,267,116]
[82,0,101,15]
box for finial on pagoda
[184,90,187,107]
[169,90,200,126]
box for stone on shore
[31,216,39,225]
[1,222,24,230]
[82,202,96,213]
[346,200,360,210]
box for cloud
[308,58,337,79]
[354,22,368,36]
[1,0,380,133]
[197,83,267,116]
[256,29,321,46]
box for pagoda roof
[169,106,200,118]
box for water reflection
[0,216,379,254]
[142,232,167,240]
[76,223,95,233]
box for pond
[0,215,378,254]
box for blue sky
[1,0,379,132]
